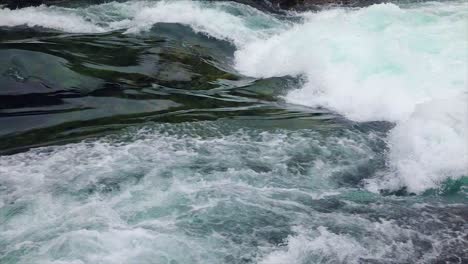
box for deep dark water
[0,1,467,263]
[0,24,328,154]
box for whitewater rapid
[0,1,466,190]
[1,1,467,263]
[234,1,468,193]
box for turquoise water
[0,1,467,263]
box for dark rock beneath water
[1,0,385,10]
[1,0,63,9]
[232,0,386,11]
[267,0,385,10]
[2,0,39,9]
[1,0,108,9]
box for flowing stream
[0,1,467,263]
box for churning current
[0,1,466,263]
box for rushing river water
[0,1,467,263]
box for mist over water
[0,1,467,263]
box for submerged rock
[1,0,60,9]
[267,0,385,10]
[1,0,385,10]
[0,0,104,9]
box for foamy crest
[235,2,468,193]
[366,95,468,193]
[235,2,468,121]
[0,1,281,45]
[259,220,436,264]
[115,1,282,44]
[0,0,466,193]
[0,123,379,263]
[260,227,367,264]
[0,5,105,33]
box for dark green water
[0,1,466,263]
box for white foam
[366,95,468,193]
[0,2,466,262]
[0,0,466,193]
[0,1,281,45]
[259,220,434,264]
[0,123,377,263]
[113,1,282,45]
[259,226,367,264]
[235,3,468,121]
[234,2,468,193]
[0,5,105,33]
